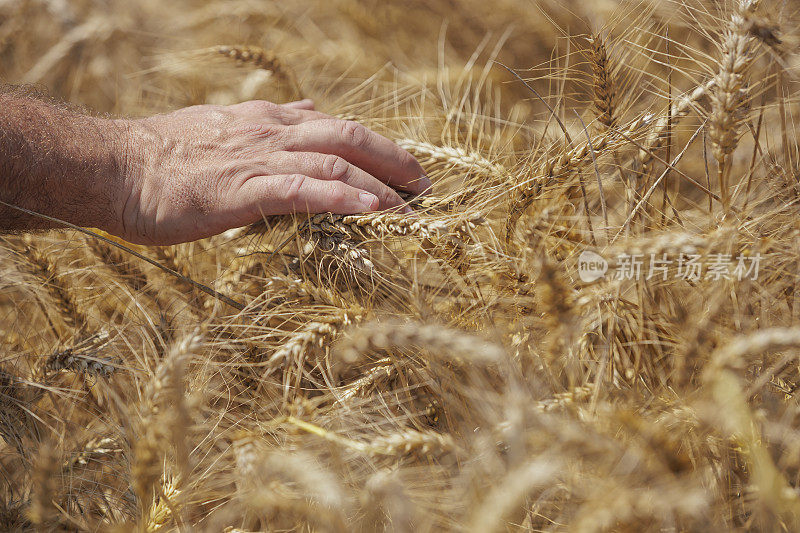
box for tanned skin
[0,90,429,245]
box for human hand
[108,99,429,245]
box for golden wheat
[1,0,800,530]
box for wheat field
[1,0,800,530]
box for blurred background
[0,0,706,119]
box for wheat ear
[262,312,359,385]
[336,320,505,365]
[64,436,121,469]
[213,45,303,99]
[705,327,800,523]
[0,367,45,459]
[368,429,460,458]
[396,138,505,176]
[132,333,200,520]
[506,113,653,241]
[362,470,414,533]
[46,330,117,377]
[27,441,61,529]
[144,475,182,533]
[285,416,461,459]
[709,0,763,213]
[637,79,716,173]
[300,211,485,243]
[232,434,348,531]
[467,457,562,533]
[17,241,88,335]
[87,237,154,295]
[587,34,618,133]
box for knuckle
[340,120,370,148]
[239,99,280,115]
[242,121,282,140]
[321,154,349,181]
[282,174,307,205]
[327,183,347,206]
[379,188,399,207]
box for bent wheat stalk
[506,113,654,241]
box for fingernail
[403,205,415,215]
[359,192,379,210]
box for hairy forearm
[0,90,425,245]
[0,90,124,233]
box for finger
[280,108,333,125]
[283,119,430,194]
[282,99,315,110]
[231,99,332,125]
[237,174,379,216]
[265,151,412,213]
[278,103,335,125]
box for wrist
[41,113,135,235]
[94,117,143,239]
